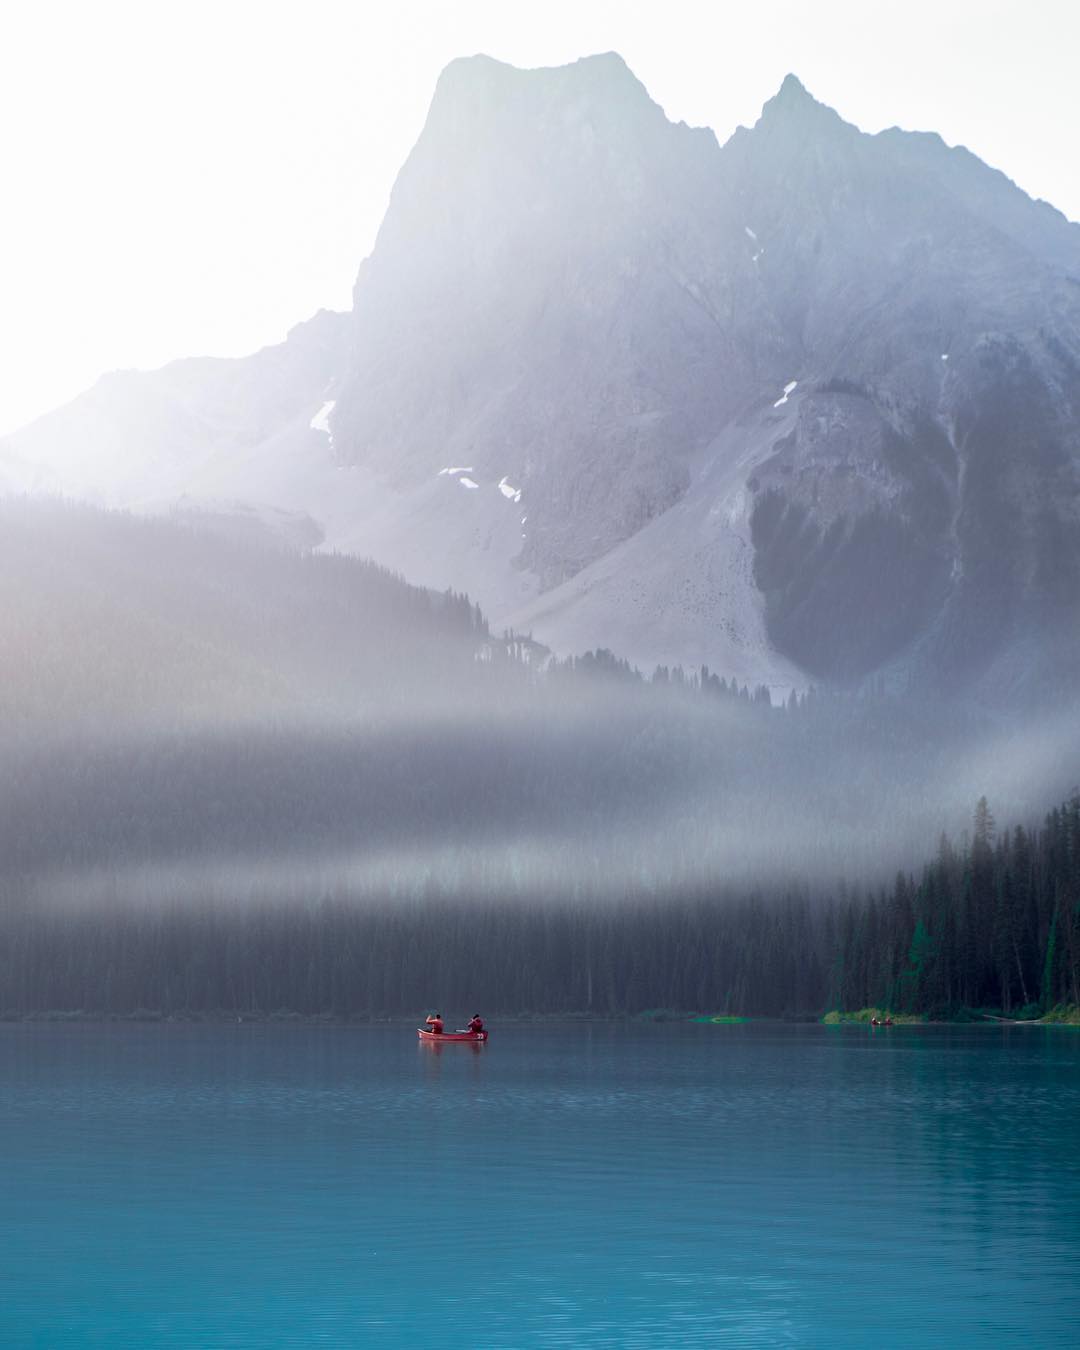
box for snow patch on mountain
[309,400,335,434]
[498,476,522,502]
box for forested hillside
[1,500,1077,1018]
[0,498,486,729]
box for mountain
[5,55,1080,697]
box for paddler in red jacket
[467,1014,484,1036]
[425,1012,444,1035]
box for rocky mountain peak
[362,49,681,283]
[752,70,852,143]
[775,72,812,103]
[422,50,662,143]
[432,49,646,96]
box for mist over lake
[3,10,1080,1346]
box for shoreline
[1,1008,1076,1027]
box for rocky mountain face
[334,55,739,588]
[6,55,1080,697]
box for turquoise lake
[1,1021,1078,1347]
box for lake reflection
[1,1021,1078,1347]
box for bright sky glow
[1,0,1077,435]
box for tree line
[831,793,1080,1018]
[1,498,1077,1019]
[2,792,1076,1020]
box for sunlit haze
[1,0,1077,435]
[3,8,1079,1337]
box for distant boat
[871,1017,893,1026]
[417,1028,488,1043]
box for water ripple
[0,1022,1078,1347]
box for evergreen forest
[2,792,1078,1021]
[1,500,1078,1022]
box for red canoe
[417,1028,488,1043]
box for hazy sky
[2,0,1077,436]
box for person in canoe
[467,1013,485,1037]
[425,1011,444,1035]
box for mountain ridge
[4,54,1079,698]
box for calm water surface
[1,1021,1078,1347]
